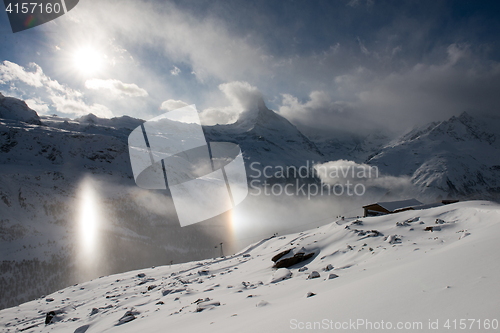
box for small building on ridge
[362,199,423,217]
[362,199,460,217]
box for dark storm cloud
[166,0,500,133]
[279,43,500,135]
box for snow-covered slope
[0,95,325,310]
[0,112,227,307]
[0,102,211,310]
[1,200,498,333]
[366,112,500,201]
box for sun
[73,47,104,76]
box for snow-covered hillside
[367,112,500,200]
[0,108,223,310]
[1,200,498,333]
[0,94,326,310]
[1,92,499,313]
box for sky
[1,0,500,136]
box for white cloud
[0,61,114,118]
[160,99,189,111]
[65,1,272,83]
[25,98,50,114]
[199,107,236,125]
[281,91,337,115]
[445,43,469,66]
[85,78,148,97]
[219,81,263,111]
[315,159,414,192]
[170,66,181,76]
[50,95,113,118]
[357,37,370,55]
[199,81,263,125]
[278,91,359,135]
[0,61,45,87]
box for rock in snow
[117,310,139,325]
[307,271,320,279]
[45,311,56,325]
[256,300,269,307]
[270,268,292,283]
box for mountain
[2,92,499,311]
[1,200,498,332]
[0,92,41,125]
[366,112,500,201]
[204,98,324,176]
[0,107,231,309]
[0,94,326,310]
[305,128,391,162]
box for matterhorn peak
[235,97,290,131]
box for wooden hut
[362,199,423,217]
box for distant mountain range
[0,91,499,309]
[367,111,500,201]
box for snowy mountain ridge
[394,112,497,147]
[204,97,324,171]
[367,111,500,200]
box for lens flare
[230,208,249,248]
[79,181,99,253]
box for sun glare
[79,181,99,252]
[73,47,104,75]
[231,208,247,244]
